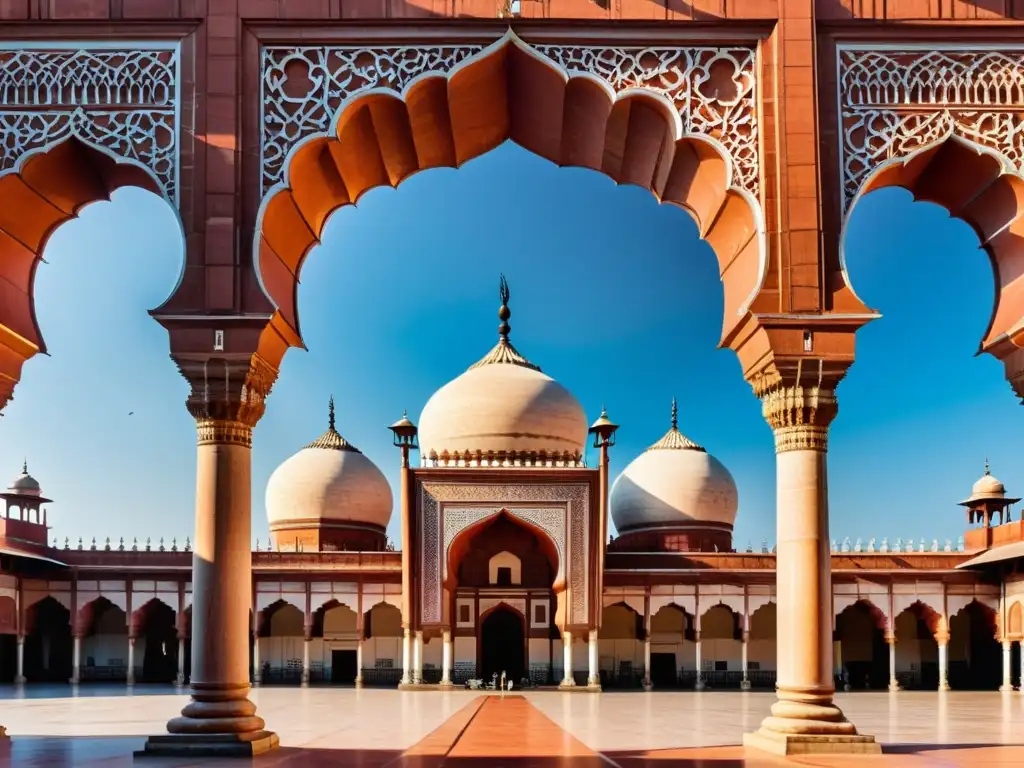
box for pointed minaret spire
[21,458,27,474]
[328,395,336,431]
[305,396,360,452]
[985,456,991,475]
[468,274,540,371]
[648,397,704,452]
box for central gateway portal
[480,608,525,683]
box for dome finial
[22,458,27,474]
[498,273,511,341]
[671,397,678,431]
[985,456,991,475]
[328,395,336,431]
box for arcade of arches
[7,0,1024,759]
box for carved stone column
[694,631,704,691]
[140,356,279,757]
[301,623,312,686]
[412,630,423,684]
[935,632,950,692]
[127,635,136,686]
[559,630,574,687]
[400,629,412,686]
[176,634,187,688]
[14,635,24,684]
[886,633,899,692]
[744,380,878,755]
[70,634,82,685]
[1001,640,1013,692]
[441,629,453,687]
[741,630,751,691]
[355,632,364,688]
[587,628,600,689]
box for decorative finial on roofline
[671,396,678,431]
[985,456,991,475]
[468,274,540,371]
[498,273,511,341]
[329,395,336,431]
[22,458,27,474]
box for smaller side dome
[9,461,41,497]
[265,398,393,552]
[960,459,1014,505]
[610,399,738,552]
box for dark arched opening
[949,601,1000,690]
[137,599,178,683]
[479,607,525,684]
[25,596,72,682]
[836,601,887,690]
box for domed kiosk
[418,276,588,467]
[265,398,393,551]
[610,399,738,552]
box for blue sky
[0,142,1015,552]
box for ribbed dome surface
[9,462,41,497]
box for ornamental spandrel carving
[0,45,180,204]
[420,482,589,626]
[838,46,1024,211]
[261,39,759,196]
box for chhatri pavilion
[0,282,1021,697]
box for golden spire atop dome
[468,274,540,372]
[305,396,361,452]
[647,397,705,452]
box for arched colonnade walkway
[3,12,1024,756]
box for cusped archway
[255,31,764,363]
[842,135,1024,374]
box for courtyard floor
[0,685,1021,766]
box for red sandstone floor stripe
[393,695,606,767]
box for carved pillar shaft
[745,382,874,754]
[741,630,751,690]
[937,639,949,692]
[71,635,81,685]
[694,632,704,691]
[400,629,412,686]
[643,638,651,690]
[587,629,600,688]
[1001,640,1013,691]
[153,418,276,754]
[127,636,136,686]
[355,634,364,687]
[441,629,452,685]
[887,634,899,692]
[15,635,24,684]
[560,630,574,686]
[412,631,423,684]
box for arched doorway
[136,599,178,684]
[479,607,525,684]
[949,601,1000,690]
[836,601,887,690]
[25,596,72,682]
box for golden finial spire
[647,397,704,452]
[305,396,360,452]
[468,274,540,371]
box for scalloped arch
[0,136,182,411]
[255,32,765,354]
[841,134,1024,362]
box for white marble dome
[610,402,738,531]
[8,462,41,497]
[417,279,587,462]
[265,402,393,530]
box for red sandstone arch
[843,135,1024,365]
[836,599,887,633]
[132,597,176,636]
[444,509,562,592]
[1008,600,1023,639]
[0,137,178,408]
[255,32,763,361]
[894,600,943,638]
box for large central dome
[418,277,588,466]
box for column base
[14,677,25,685]
[137,731,279,758]
[743,730,880,756]
[1000,683,1014,692]
[439,681,454,690]
[695,679,706,691]
[558,679,576,689]
[740,680,752,691]
[354,676,363,689]
[642,681,653,692]
[586,680,602,692]
[938,682,950,692]
[888,682,900,692]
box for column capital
[934,631,950,646]
[884,632,897,645]
[303,623,313,642]
[741,630,750,643]
[754,364,842,453]
[175,353,280,437]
